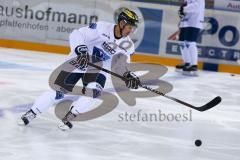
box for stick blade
[197,96,222,112]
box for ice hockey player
[19,8,140,131]
[175,0,205,76]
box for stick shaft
[87,62,221,111]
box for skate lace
[62,111,76,124]
[24,110,36,120]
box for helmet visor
[123,20,138,33]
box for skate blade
[58,123,71,131]
[183,71,198,76]
[175,68,183,73]
[17,119,27,126]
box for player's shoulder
[88,21,114,30]
[97,21,114,27]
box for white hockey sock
[31,90,63,115]
[188,42,198,66]
[180,41,191,64]
[70,96,97,114]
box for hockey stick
[88,62,222,112]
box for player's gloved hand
[75,45,89,69]
[123,71,140,89]
[178,4,186,19]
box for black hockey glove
[123,71,140,89]
[75,45,90,69]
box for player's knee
[87,82,103,98]
[55,90,65,100]
[179,42,185,49]
[189,42,197,47]
[184,41,190,48]
[38,90,64,102]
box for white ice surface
[0,47,239,160]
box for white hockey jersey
[66,21,135,75]
[179,0,205,29]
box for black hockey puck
[195,139,202,147]
[231,74,235,76]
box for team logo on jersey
[92,46,110,63]
[102,41,116,55]
[89,23,97,29]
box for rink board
[0,0,240,73]
[0,38,239,74]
